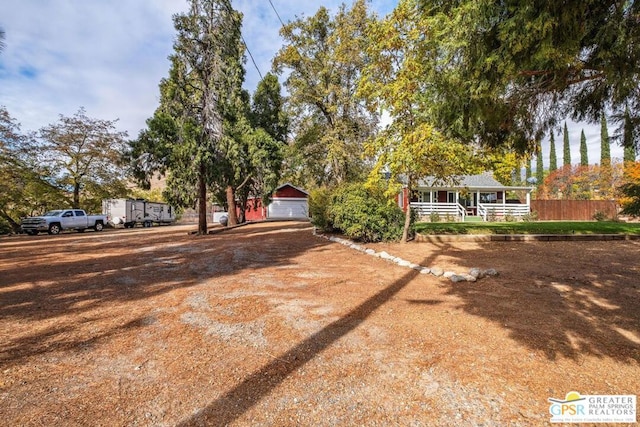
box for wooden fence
[531,200,618,221]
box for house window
[414,191,432,203]
[447,192,456,203]
[480,192,497,203]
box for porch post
[526,191,531,210]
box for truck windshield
[43,210,62,217]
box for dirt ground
[0,222,638,426]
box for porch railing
[410,202,466,221]
[478,203,530,221]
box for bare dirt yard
[0,222,638,426]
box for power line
[242,34,263,81]
[267,0,286,27]
[217,1,264,82]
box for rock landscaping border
[316,233,498,283]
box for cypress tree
[600,113,611,167]
[580,129,588,166]
[536,140,544,186]
[525,156,532,181]
[549,132,557,172]
[623,106,636,163]
[563,122,571,166]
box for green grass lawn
[415,221,640,235]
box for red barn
[240,183,309,221]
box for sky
[0,0,623,166]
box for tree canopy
[34,108,129,210]
[360,0,478,242]
[273,0,378,187]
[414,0,640,153]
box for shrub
[592,210,607,222]
[429,211,441,223]
[329,182,406,242]
[308,187,334,232]
[504,213,517,222]
[521,211,538,222]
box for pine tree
[525,156,532,181]
[536,140,544,186]
[563,122,571,166]
[600,113,611,167]
[580,129,588,166]
[549,132,557,172]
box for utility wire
[242,34,263,81]
[218,1,264,82]
[267,0,286,27]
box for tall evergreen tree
[580,129,588,166]
[563,122,571,166]
[623,106,636,164]
[128,0,245,234]
[549,132,557,172]
[525,156,532,181]
[536,140,544,187]
[412,1,640,153]
[600,113,611,167]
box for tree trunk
[0,210,21,233]
[73,182,81,209]
[197,162,208,235]
[226,185,238,226]
[401,179,412,243]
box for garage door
[268,198,308,219]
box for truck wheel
[48,224,61,235]
[94,222,104,232]
[144,220,152,228]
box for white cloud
[2,0,617,167]
[0,0,396,139]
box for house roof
[417,172,532,191]
[274,182,309,195]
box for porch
[404,173,533,222]
[410,200,531,222]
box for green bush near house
[308,187,334,232]
[328,182,407,242]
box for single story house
[399,172,533,221]
[241,183,309,221]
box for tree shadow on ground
[0,222,325,368]
[431,240,640,364]
[176,252,438,427]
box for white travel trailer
[102,199,176,228]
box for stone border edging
[415,233,640,242]
[315,233,497,283]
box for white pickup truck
[21,209,107,235]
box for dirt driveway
[0,222,638,426]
